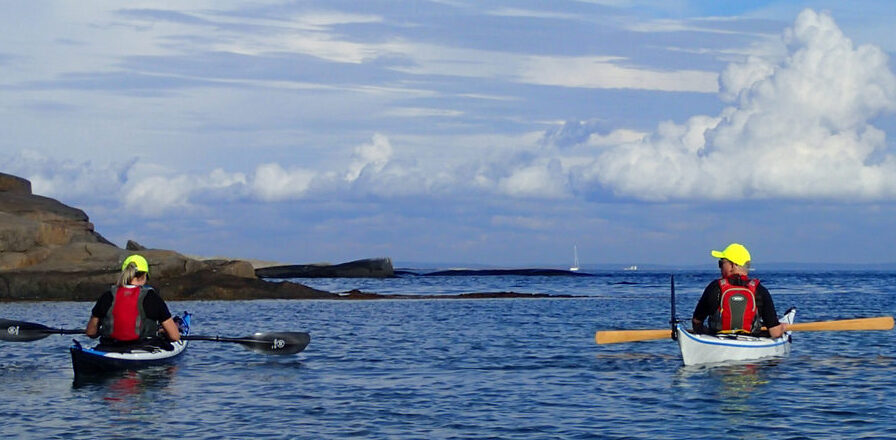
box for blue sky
[3,1,896,268]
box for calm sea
[1,270,894,439]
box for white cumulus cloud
[250,163,315,202]
[123,168,247,216]
[498,159,569,199]
[586,9,896,201]
[345,133,393,182]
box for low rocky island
[256,258,395,278]
[0,172,569,301]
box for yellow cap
[122,254,150,274]
[711,243,751,266]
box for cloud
[486,7,581,21]
[185,9,388,64]
[390,44,719,93]
[345,133,393,182]
[542,121,647,149]
[250,163,314,202]
[8,9,896,220]
[123,175,196,214]
[4,151,247,216]
[542,120,607,148]
[383,107,465,118]
[498,159,570,199]
[518,55,719,93]
[123,168,248,216]
[5,150,129,204]
[586,129,647,147]
[583,9,896,201]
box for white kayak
[676,308,796,366]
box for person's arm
[86,290,112,338]
[757,284,784,337]
[691,282,717,332]
[160,317,181,342]
[143,289,178,341]
[767,322,787,338]
[85,316,101,338]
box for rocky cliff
[0,172,335,301]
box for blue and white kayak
[69,312,191,377]
[676,308,796,366]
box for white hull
[676,309,795,366]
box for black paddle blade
[0,319,82,342]
[183,332,311,355]
[241,332,311,355]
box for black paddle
[0,318,83,342]
[1,318,310,355]
[183,333,310,355]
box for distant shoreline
[187,254,896,273]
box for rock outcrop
[0,172,333,301]
[0,176,114,270]
[255,257,395,278]
[0,172,570,301]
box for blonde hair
[116,262,146,287]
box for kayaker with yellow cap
[85,254,181,346]
[691,243,787,338]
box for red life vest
[101,285,157,341]
[713,277,759,334]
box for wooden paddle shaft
[784,316,894,331]
[595,329,670,345]
[595,316,894,345]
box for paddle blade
[595,328,670,345]
[184,332,311,355]
[0,319,81,342]
[787,316,894,332]
[242,332,311,355]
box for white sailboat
[570,246,580,272]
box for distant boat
[623,265,638,271]
[570,246,580,272]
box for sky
[3,1,896,268]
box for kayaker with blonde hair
[85,254,181,345]
[691,243,787,338]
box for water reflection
[675,360,781,415]
[72,365,179,413]
[709,363,773,398]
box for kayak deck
[70,312,191,377]
[676,308,796,366]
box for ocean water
[1,270,894,439]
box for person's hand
[691,318,705,333]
